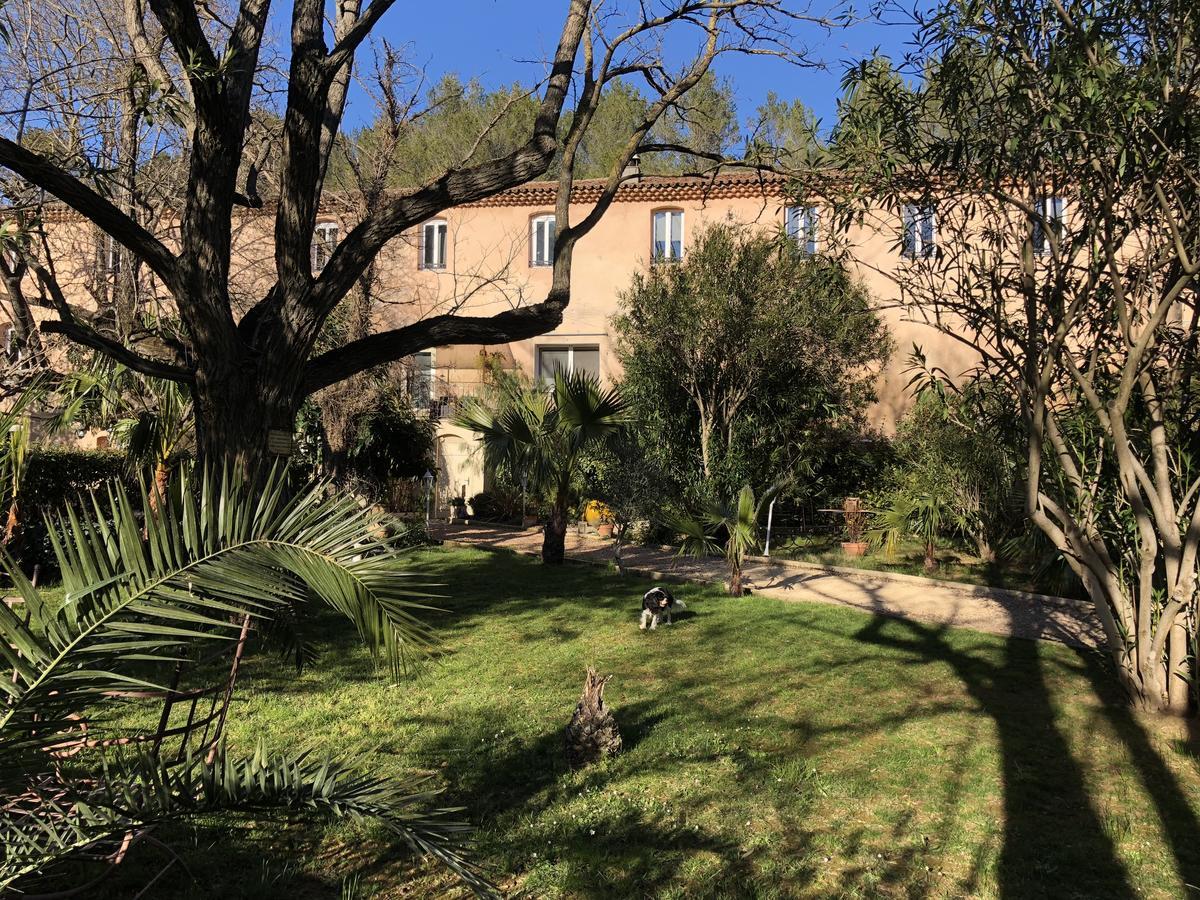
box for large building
[320,171,984,508]
[20,169,1024,509]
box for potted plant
[449,495,468,524]
[596,506,615,539]
[840,497,869,557]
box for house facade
[328,172,985,509]
[15,170,1011,511]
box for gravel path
[436,523,1106,649]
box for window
[419,219,448,270]
[901,203,937,259]
[311,222,338,272]
[531,214,556,267]
[1032,196,1065,256]
[406,351,434,407]
[104,234,122,276]
[652,209,684,261]
[537,345,600,386]
[785,205,819,255]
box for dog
[640,586,686,630]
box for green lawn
[97,546,1199,899]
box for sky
[340,1,928,136]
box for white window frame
[901,203,937,259]
[1032,196,1065,256]
[104,234,122,276]
[420,219,448,270]
[530,214,556,267]
[536,344,601,385]
[651,209,685,261]
[785,205,819,255]
[311,222,338,272]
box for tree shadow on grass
[853,610,1136,899]
[1073,650,1200,894]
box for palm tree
[673,484,778,596]
[51,357,195,505]
[455,370,629,564]
[0,466,493,896]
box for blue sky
[340,1,926,135]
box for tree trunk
[1166,621,1192,716]
[729,559,743,596]
[191,352,303,476]
[148,458,171,518]
[542,503,568,564]
[923,540,937,572]
[3,499,18,546]
[564,667,621,768]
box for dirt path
[435,523,1106,649]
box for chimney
[621,153,641,183]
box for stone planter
[841,541,869,557]
[597,523,615,539]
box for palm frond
[0,465,438,760]
[1,742,496,897]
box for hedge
[13,449,130,578]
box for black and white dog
[640,586,686,630]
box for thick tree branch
[302,298,567,394]
[0,138,180,294]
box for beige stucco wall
[21,176,981,504]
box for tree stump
[565,667,622,768]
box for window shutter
[785,206,798,240]
[902,206,916,257]
[806,207,819,255]
[547,219,556,263]
[921,207,935,258]
[437,223,447,269]
[418,224,426,270]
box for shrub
[15,449,129,578]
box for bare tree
[0,0,811,469]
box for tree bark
[542,503,568,565]
[564,667,621,769]
[729,560,743,597]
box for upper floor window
[1032,196,1065,256]
[531,214,556,267]
[419,219,448,270]
[311,222,338,272]
[652,209,684,261]
[537,344,600,387]
[901,203,937,259]
[785,205,819,255]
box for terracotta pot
[597,523,614,539]
[841,541,869,557]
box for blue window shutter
[547,219,556,262]
[902,205,916,257]
[806,207,819,255]
[921,207,935,257]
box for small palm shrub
[672,485,777,596]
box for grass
[92,545,1200,899]
[771,534,1076,597]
